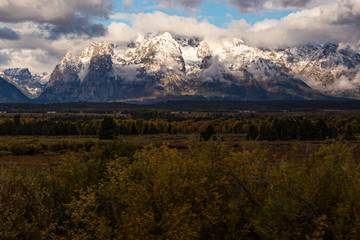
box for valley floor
[2,134,360,168]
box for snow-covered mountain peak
[58,41,115,82]
[124,31,184,73]
[269,43,360,95]
[60,51,77,65]
[222,37,244,48]
[79,41,114,64]
[140,32,180,52]
[197,41,212,59]
[212,38,269,71]
[174,36,201,48]
[3,68,32,79]
[33,31,360,103]
[156,32,174,41]
[1,68,48,97]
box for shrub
[9,141,42,155]
[75,141,85,152]
[0,167,49,239]
[49,140,69,152]
[0,143,8,151]
[84,139,96,152]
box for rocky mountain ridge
[3,32,360,103]
[1,68,48,97]
[0,72,31,102]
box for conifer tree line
[0,115,358,140]
[246,117,357,140]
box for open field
[2,134,360,169]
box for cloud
[0,0,112,38]
[0,48,60,73]
[122,0,134,9]
[0,0,111,23]
[337,76,353,90]
[0,52,10,66]
[124,0,319,12]
[0,27,19,40]
[0,20,139,73]
[121,11,229,40]
[229,0,360,48]
[105,22,138,43]
[122,0,203,9]
[45,19,107,40]
[154,0,203,8]
[228,0,313,12]
[129,0,323,12]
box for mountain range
[2,32,360,103]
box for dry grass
[0,152,62,169]
[1,134,360,169]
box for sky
[0,0,360,74]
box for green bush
[0,167,49,239]
[84,139,96,152]
[9,141,42,155]
[66,141,76,151]
[49,140,69,152]
[75,141,85,152]
[0,143,8,151]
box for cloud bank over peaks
[111,0,360,49]
[1,0,360,75]
[128,12,230,40]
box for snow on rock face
[3,68,32,80]
[124,32,184,73]
[197,41,212,59]
[60,52,77,66]
[79,41,114,65]
[60,41,115,82]
[271,44,360,95]
[57,33,262,86]
[217,37,269,71]
[1,68,49,96]
[45,31,360,101]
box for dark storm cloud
[328,0,360,26]
[0,52,10,65]
[146,0,315,12]
[0,0,112,38]
[228,0,313,12]
[120,0,203,9]
[45,17,107,40]
[155,0,203,8]
[278,0,312,7]
[0,27,20,40]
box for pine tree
[98,117,116,140]
[345,124,355,140]
[200,125,215,141]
